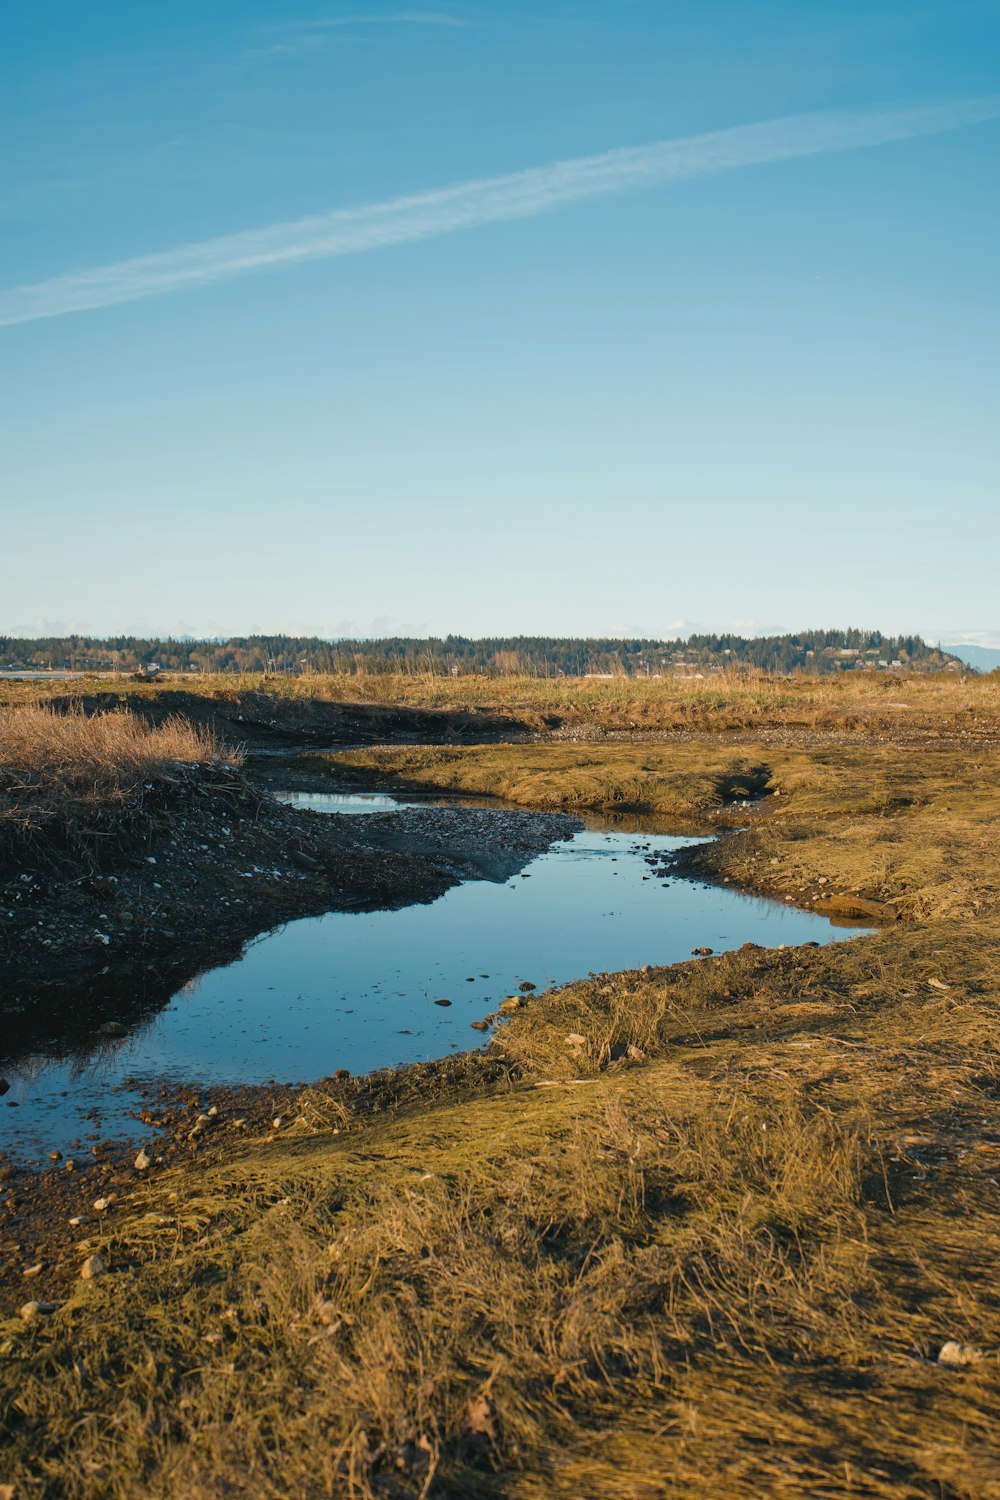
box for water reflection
[1,801,864,1161]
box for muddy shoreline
[2,764,578,1032]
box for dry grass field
[1,680,999,1497]
[2,666,999,740]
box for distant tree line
[0,630,963,677]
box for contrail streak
[2,96,997,327]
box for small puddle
[0,790,865,1162]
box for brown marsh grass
[3,666,999,739]
[0,702,232,785]
[0,703,239,871]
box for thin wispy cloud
[2,96,997,329]
[312,11,470,26]
[249,12,469,55]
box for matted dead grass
[2,923,998,1497]
[326,738,1000,923]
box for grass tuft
[0,703,240,873]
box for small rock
[92,1197,110,1213]
[691,946,714,956]
[80,1254,106,1280]
[232,1118,246,1129]
[272,1117,283,1130]
[19,1300,55,1321]
[22,1263,43,1278]
[65,1159,75,1172]
[465,1393,497,1440]
[206,1105,219,1117]
[134,1149,152,1172]
[434,999,452,1007]
[937,1340,982,1368]
[290,849,320,871]
[497,997,523,1016]
[48,1150,62,1162]
[626,1044,646,1062]
[518,981,537,992]
[470,1021,490,1032]
[565,1033,588,1048]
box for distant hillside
[0,630,965,678]
[941,643,1000,674]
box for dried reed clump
[0,704,241,871]
[0,703,237,788]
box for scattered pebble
[19,1300,55,1320]
[937,1340,982,1368]
[80,1254,106,1281]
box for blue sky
[2,1,998,643]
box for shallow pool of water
[0,796,864,1161]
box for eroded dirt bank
[40,688,539,750]
[1,760,578,1022]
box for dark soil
[43,689,537,750]
[1,764,576,1048]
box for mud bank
[41,689,538,750]
[1,762,578,1021]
